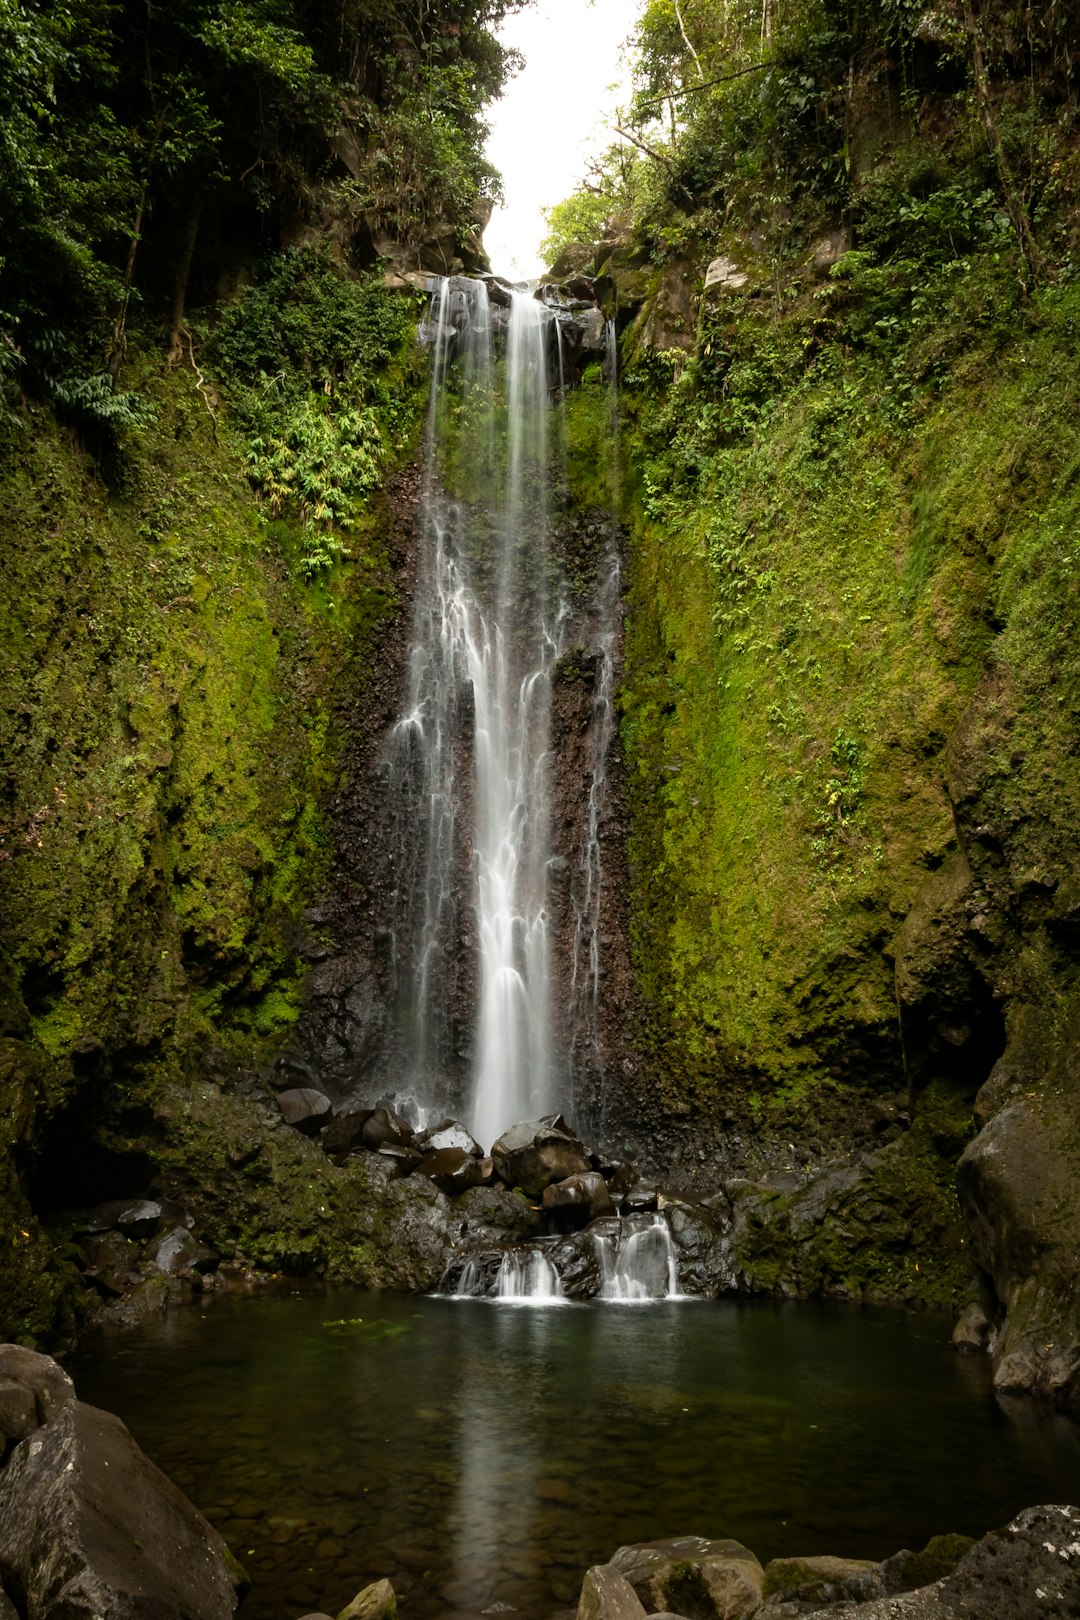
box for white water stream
[387,279,565,1147]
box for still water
[74,1290,1080,1619]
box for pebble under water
[73,1290,1080,1619]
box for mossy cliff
[553,1,1080,1390]
[0,273,428,1342]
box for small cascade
[596,1215,681,1301]
[495,1248,565,1302]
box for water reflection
[72,1292,1080,1620]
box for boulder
[362,1107,416,1151]
[415,1120,483,1158]
[622,1184,658,1213]
[277,1087,333,1134]
[951,1301,992,1353]
[578,1565,646,1620]
[81,1231,141,1296]
[602,1161,640,1198]
[0,1394,240,1619]
[83,1200,162,1239]
[542,1172,615,1231]
[0,1345,75,1424]
[321,1106,374,1154]
[761,1554,881,1606]
[547,242,596,279]
[415,1149,494,1195]
[491,1115,591,1197]
[147,1226,219,1277]
[824,1504,1080,1617]
[376,1142,422,1176]
[337,1577,397,1620]
[611,1536,764,1620]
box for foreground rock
[491,1115,591,1197]
[592,1508,1080,1619]
[0,1346,242,1619]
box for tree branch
[630,59,770,117]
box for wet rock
[376,1142,422,1177]
[0,1391,240,1619]
[952,1300,992,1353]
[362,1107,416,1151]
[877,1533,975,1595]
[622,1184,658,1213]
[578,1565,646,1620]
[542,1172,615,1231]
[338,1577,397,1620]
[278,1087,334,1134]
[760,1554,881,1607]
[148,1226,219,1276]
[322,1106,374,1154]
[0,1345,75,1425]
[81,1230,142,1296]
[455,1185,544,1242]
[602,1161,640,1198]
[416,1148,494,1195]
[83,1198,163,1238]
[611,1536,764,1620]
[415,1120,483,1157]
[662,1200,735,1295]
[826,1504,1080,1617]
[491,1115,591,1198]
[549,1230,604,1297]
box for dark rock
[611,1536,764,1619]
[362,1107,416,1151]
[0,1376,39,1449]
[278,1087,333,1134]
[321,1106,374,1154]
[577,1565,645,1620]
[952,1301,992,1353]
[0,1394,240,1619]
[147,1226,219,1277]
[83,1199,163,1239]
[622,1184,658,1213]
[603,1161,640,1198]
[81,1230,142,1297]
[415,1120,483,1158]
[760,1554,881,1606]
[0,1345,75,1424]
[548,1231,604,1298]
[662,1199,735,1295]
[826,1504,1080,1617]
[878,1533,976,1595]
[416,1148,494,1195]
[542,1172,615,1231]
[491,1116,591,1198]
[455,1185,544,1242]
[546,242,596,279]
[375,1142,422,1177]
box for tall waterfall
[386,279,564,1147]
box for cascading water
[596,1214,682,1301]
[386,278,564,1147]
[451,1248,565,1303]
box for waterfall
[386,279,563,1147]
[450,1248,565,1303]
[596,1215,682,1301]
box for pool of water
[73,1290,1080,1620]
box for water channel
[74,1289,1080,1618]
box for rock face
[0,1350,241,1620]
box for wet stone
[278,1088,333,1134]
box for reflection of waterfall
[597,1215,681,1301]
[386,279,564,1146]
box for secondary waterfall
[387,278,564,1147]
[596,1215,682,1301]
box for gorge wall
[1,0,1080,1413]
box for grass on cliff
[584,253,1080,1125]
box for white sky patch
[483,0,639,282]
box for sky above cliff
[483,0,637,280]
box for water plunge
[386,278,603,1146]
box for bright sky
[483,0,640,281]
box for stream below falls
[73,1289,1080,1618]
